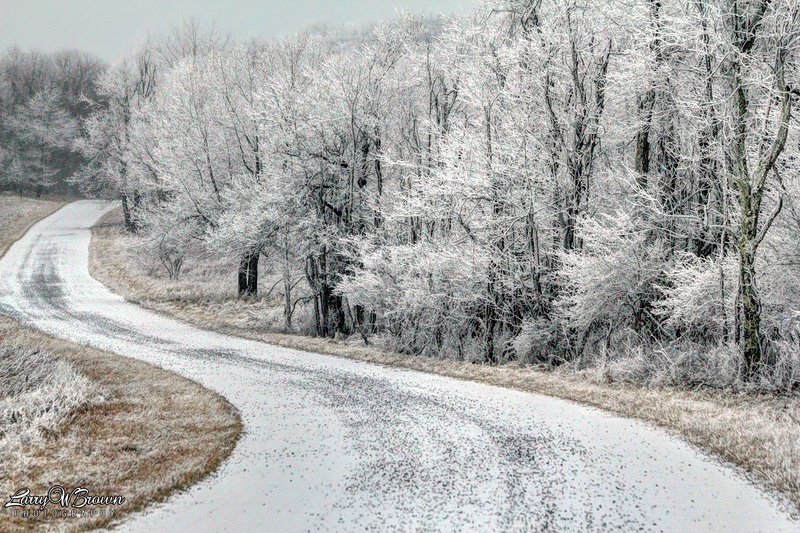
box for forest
[0,47,105,196]
[4,0,800,390]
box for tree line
[0,48,105,196]
[17,2,800,387]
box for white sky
[0,0,481,63]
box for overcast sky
[0,0,480,63]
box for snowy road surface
[0,200,797,533]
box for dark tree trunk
[318,280,331,336]
[120,188,143,232]
[305,248,350,338]
[634,91,654,182]
[307,252,331,337]
[306,255,323,336]
[634,0,662,186]
[238,251,259,298]
[328,294,347,337]
[283,264,292,330]
[121,193,136,232]
[738,246,761,378]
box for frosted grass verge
[0,344,102,454]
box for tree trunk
[729,55,791,380]
[306,251,345,338]
[283,262,292,330]
[634,90,654,183]
[634,0,662,186]
[121,193,136,232]
[328,294,347,337]
[237,251,259,298]
[738,244,761,379]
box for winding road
[0,200,797,532]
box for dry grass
[90,211,289,334]
[91,207,800,517]
[0,195,242,532]
[0,193,66,257]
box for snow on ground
[0,200,797,532]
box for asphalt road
[0,200,797,532]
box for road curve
[0,200,796,532]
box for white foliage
[555,204,667,335]
[72,1,800,386]
[656,253,738,339]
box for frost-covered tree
[717,0,800,378]
[0,48,104,195]
[76,47,158,229]
[79,4,800,387]
[2,88,80,196]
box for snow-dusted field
[0,200,796,532]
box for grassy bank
[0,196,242,532]
[0,193,66,255]
[90,207,800,516]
